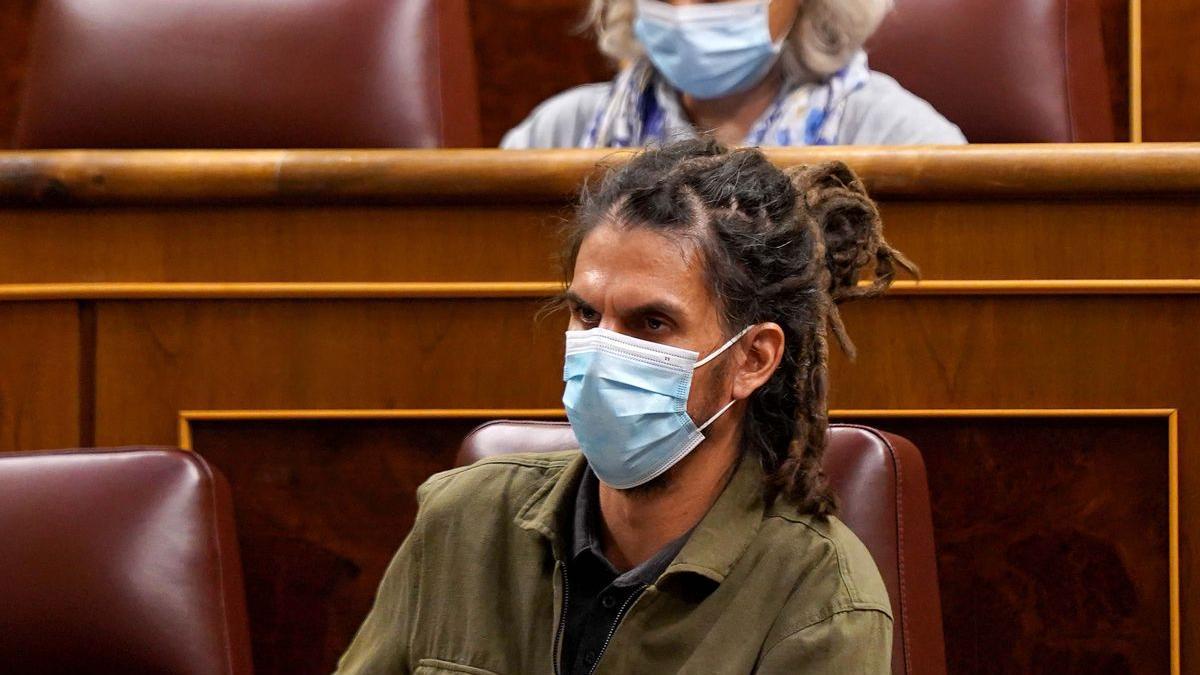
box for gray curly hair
[584,0,892,78]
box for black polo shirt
[559,468,691,675]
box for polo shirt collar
[571,467,689,588]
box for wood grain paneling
[875,199,1200,281]
[827,294,1197,670]
[1142,0,1200,141]
[0,0,36,149]
[1,197,1198,284]
[0,206,563,283]
[1,202,1196,285]
[841,415,1171,674]
[190,417,476,675]
[0,301,80,451]
[93,299,567,445]
[6,146,1200,206]
[827,296,1198,411]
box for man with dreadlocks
[337,139,915,675]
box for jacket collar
[515,452,765,586]
[660,454,765,584]
[514,453,587,562]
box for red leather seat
[458,421,947,675]
[0,447,253,675]
[868,0,1122,142]
[14,0,480,148]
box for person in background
[503,0,965,148]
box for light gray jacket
[502,71,966,148]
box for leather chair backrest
[458,420,947,675]
[0,447,253,675]
[868,0,1121,142]
[14,0,480,148]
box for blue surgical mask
[562,325,754,489]
[634,0,784,101]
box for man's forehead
[570,222,710,307]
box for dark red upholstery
[458,420,946,675]
[0,447,253,675]
[14,0,480,148]
[868,0,1121,142]
[823,424,946,675]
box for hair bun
[789,161,917,304]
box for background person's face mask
[562,325,753,489]
[634,0,784,101]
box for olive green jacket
[336,451,893,675]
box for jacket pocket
[414,657,503,675]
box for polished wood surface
[1,202,1195,283]
[92,299,564,444]
[191,417,475,674]
[0,301,79,452]
[0,147,1195,673]
[3,146,1200,204]
[1142,0,1200,141]
[1,148,1199,293]
[844,414,1171,673]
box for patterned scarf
[582,51,870,148]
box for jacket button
[584,650,597,665]
[601,594,617,609]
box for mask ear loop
[696,397,739,432]
[693,324,755,369]
[692,324,756,431]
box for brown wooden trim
[3,145,1200,206]
[2,279,1200,302]
[176,408,567,450]
[0,282,564,300]
[1169,409,1180,675]
[76,301,96,448]
[1130,0,1144,143]
[885,280,1200,295]
[831,408,1177,417]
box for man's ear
[732,322,785,400]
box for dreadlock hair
[560,139,916,516]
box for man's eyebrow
[629,299,686,320]
[563,290,685,319]
[563,290,590,308]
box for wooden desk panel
[0,147,1195,674]
[878,199,1200,281]
[843,413,1172,674]
[0,198,1197,284]
[0,302,80,452]
[92,299,565,444]
[0,206,564,283]
[189,417,474,675]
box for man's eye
[646,317,664,331]
[578,307,600,324]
